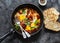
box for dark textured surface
[0,0,60,43]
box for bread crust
[43,8,60,31]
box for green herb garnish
[31,26,38,29]
[24,18,28,21]
[34,19,38,24]
[15,23,20,30]
[24,18,30,25]
[22,9,26,14]
[25,22,30,25]
[31,26,38,30]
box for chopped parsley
[15,23,20,30]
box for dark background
[0,0,60,43]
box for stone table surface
[0,0,60,43]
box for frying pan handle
[0,29,14,42]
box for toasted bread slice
[43,8,60,31]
